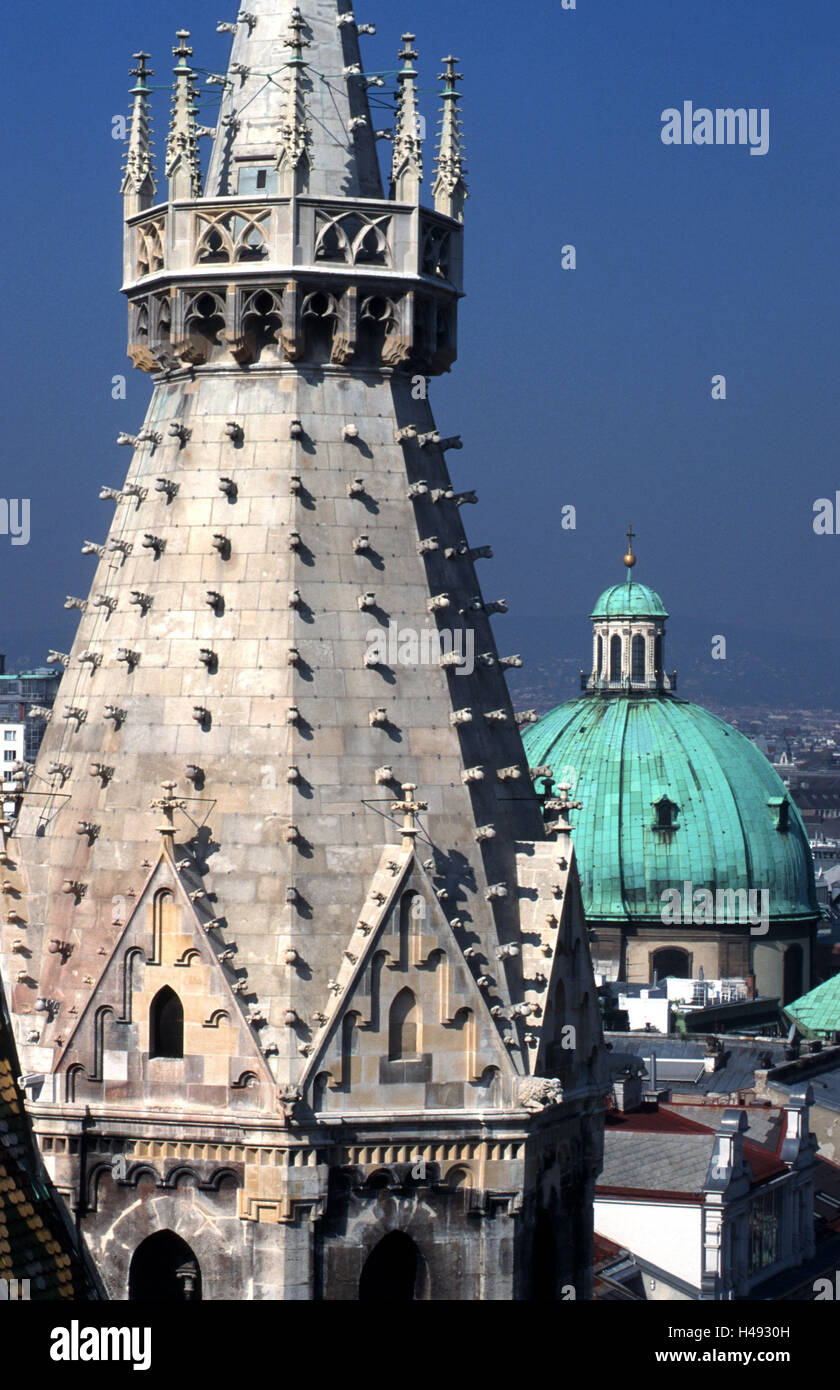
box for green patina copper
[590,578,669,620]
[783,975,840,1038]
[523,607,818,926]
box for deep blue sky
[2,0,838,697]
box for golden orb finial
[623,524,636,570]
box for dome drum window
[609,634,622,683]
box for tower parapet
[123,6,465,377]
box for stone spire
[205,0,383,200]
[276,7,312,195]
[5,1,606,1304]
[390,34,423,204]
[121,53,156,217]
[165,31,202,200]
[433,55,468,222]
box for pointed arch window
[134,301,150,343]
[422,223,451,280]
[129,1231,202,1301]
[240,289,284,355]
[609,634,622,682]
[389,987,420,1061]
[149,986,184,1059]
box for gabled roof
[53,846,275,1113]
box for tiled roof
[598,1103,786,1195]
[0,989,93,1299]
[605,1105,713,1136]
[598,1129,712,1197]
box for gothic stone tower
[1,1,606,1300]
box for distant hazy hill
[2,612,836,718]
[503,614,840,716]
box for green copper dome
[522,693,818,924]
[590,579,668,620]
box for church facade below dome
[524,546,819,1004]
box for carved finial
[433,56,468,221]
[545,782,583,840]
[390,782,428,852]
[624,524,636,575]
[276,7,312,194]
[122,52,156,214]
[150,780,187,850]
[166,31,202,199]
[391,34,423,203]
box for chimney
[780,1086,817,1171]
[613,1072,644,1113]
[705,1109,749,1193]
[643,1050,671,1106]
